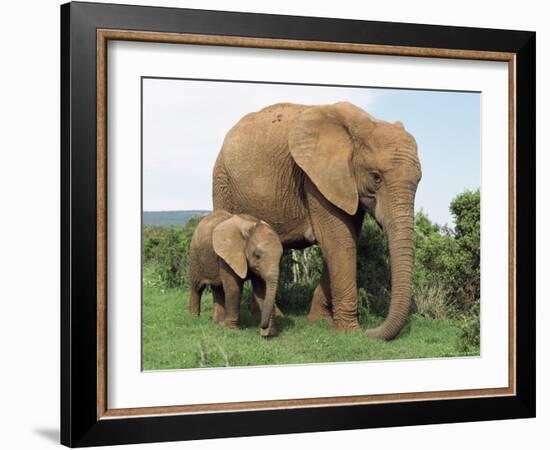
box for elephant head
[212,215,283,329]
[289,102,422,340]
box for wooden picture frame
[61,1,535,447]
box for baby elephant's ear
[212,216,256,279]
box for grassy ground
[142,286,479,370]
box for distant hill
[143,210,210,227]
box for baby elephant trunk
[259,275,279,329]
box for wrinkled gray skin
[188,210,283,335]
[213,102,421,340]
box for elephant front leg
[220,263,243,330]
[211,286,225,324]
[324,245,360,333]
[307,263,333,323]
[307,182,361,333]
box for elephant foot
[260,325,278,337]
[308,288,332,322]
[212,313,225,324]
[333,319,361,333]
[188,299,200,315]
[307,303,332,323]
[212,304,226,324]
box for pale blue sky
[143,78,480,226]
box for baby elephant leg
[188,286,204,316]
[211,285,225,324]
[220,262,243,330]
[260,314,279,337]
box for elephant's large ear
[212,215,256,279]
[289,102,372,215]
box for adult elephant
[212,102,421,340]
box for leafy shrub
[279,247,323,287]
[277,247,322,313]
[142,217,200,289]
[449,190,480,310]
[412,279,451,320]
[276,281,316,314]
[142,264,164,289]
[413,190,480,315]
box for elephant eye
[371,171,382,184]
[253,250,261,260]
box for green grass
[142,286,479,370]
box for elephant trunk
[366,187,415,340]
[260,275,279,329]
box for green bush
[142,217,200,289]
[413,190,480,317]
[277,247,322,313]
[412,279,451,320]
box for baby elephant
[188,210,283,336]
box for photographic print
[141,78,481,370]
[62,4,534,445]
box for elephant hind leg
[307,263,333,322]
[212,286,226,324]
[188,285,204,316]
